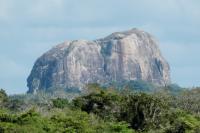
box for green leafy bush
[0,89,8,107]
[52,98,69,109]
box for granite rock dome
[27,28,170,93]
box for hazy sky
[0,0,200,94]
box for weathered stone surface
[27,28,170,93]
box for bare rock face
[27,28,170,94]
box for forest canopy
[0,85,200,133]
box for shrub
[52,98,69,109]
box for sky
[0,0,200,94]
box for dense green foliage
[0,89,8,107]
[174,88,200,115]
[0,85,200,132]
[52,98,69,109]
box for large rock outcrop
[27,28,170,93]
